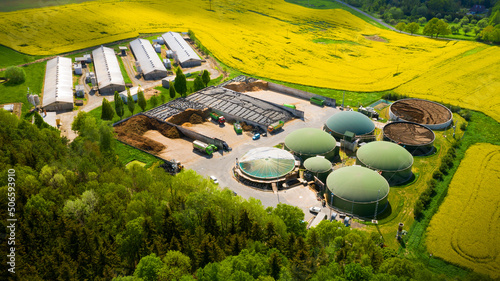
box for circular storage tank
[238,147,296,180]
[383,121,435,156]
[284,128,338,160]
[326,166,389,217]
[356,141,413,186]
[324,111,375,139]
[389,98,452,130]
[303,156,332,183]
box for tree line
[0,110,494,280]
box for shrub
[5,66,26,85]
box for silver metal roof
[129,38,166,76]
[162,32,201,65]
[43,57,73,106]
[92,46,125,90]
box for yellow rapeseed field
[426,144,500,278]
[0,0,498,120]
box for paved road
[187,105,340,221]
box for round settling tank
[326,166,389,217]
[284,128,338,160]
[238,147,296,180]
[303,156,332,183]
[389,98,452,130]
[383,121,435,155]
[324,111,375,139]
[356,141,413,185]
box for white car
[309,206,321,214]
[210,176,219,184]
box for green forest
[0,108,495,280]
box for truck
[283,103,296,109]
[310,97,325,106]
[234,122,242,134]
[193,140,218,156]
[210,112,226,124]
[267,120,284,133]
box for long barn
[92,46,126,95]
[129,38,167,80]
[162,32,201,68]
[42,56,73,111]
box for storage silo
[303,156,332,183]
[356,141,413,185]
[284,128,338,161]
[324,111,375,139]
[389,98,452,130]
[326,166,389,217]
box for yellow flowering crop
[426,144,500,279]
[0,0,498,120]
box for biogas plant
[114,75,452,220]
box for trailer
[234,122,242,134]
[210,112,226,124]
[267,120,284,133]
[310,97,325,106]
[193,140,217,156]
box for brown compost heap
[391,99,451,125]
[223,81,269,92]
[114,115,181,153]
[383,122,434,145]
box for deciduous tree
[406,22,420,34]
[5,66,26,84]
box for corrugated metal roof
[92,46,125,90]
[162,32,201,65]
[129,38,166,76]
[43,57,73,106]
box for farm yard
[426,144,500,278]
[0,0,499,122]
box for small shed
[119,46,128,56]
[163,59,171,69]
[154,44,162,53]
[74,63,82,75]
[3,104,14,112]
[162,78,170,89]
[119,86,140,104]
[83,54,92,63]
[156,37,165,44]
[166,50,174,59]
[75,85,85,97]
[86,72,96,84]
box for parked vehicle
[193,140,218,155]
[210,175,218,184]
[309,206,321,214]
[210,112,226,124]
[310,97,325,106]
[252,133,261,140]
[283,103,296,109]
[234,122,242,134]
[267,120,284,133]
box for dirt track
[391,99,451,125]
[384,122,434,145]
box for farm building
[129,38,167,80]
[326,166,389,217]
[236,147,298,183]
[389,98,453,130]
[162,31,201,68]
[42,57,73,111]
[284,128,338,161]
[356,141,413,185]
[119,86,140,104]
[75,84,85,97]
[92,46,126,95]
[73,63,82,75]
[324,111,375,140]
[383,121,435,155]
[303,156,332,183]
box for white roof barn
[162,32,201,68]
[129,38,167,80]
[92,46,126,95]
[42,57,73,111]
